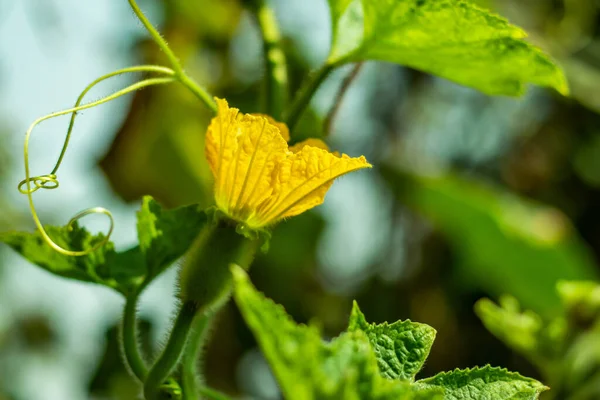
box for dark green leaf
[0,223,143,294]
[1,196,207,295]
[136,196,207,279]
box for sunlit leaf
[417,366,549,399]
[349,301,435,381]
[231,266,442,399]
[326,0,567,96]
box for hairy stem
[127,0,182,75]
[283,63,335,135]
[182,312,213,400]
[121,289,149,381]
[254,0,288,119]
[144,301,199,400]
[127,0,217,113]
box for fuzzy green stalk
[181,312,213,400]
[127,0,217,113]
[178,220,258,311]
[121,289,148,382]
[144,301,199,400]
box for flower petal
[252,113,290,142]
[289,138,329,153]
[254,146,371,225]
[206,99,288,220]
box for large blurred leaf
[231,266,442,400]
[326,0,567,96]
[0,196,206,295]
[382,166,598,316]
[417,366,548,399]
[349,301,436,381]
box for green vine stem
[144,301,199,400]
[19,76,175,256]
[182,312,213,400]
[253,0,288,119]
[283,63,335,134]
[323,62,364,137]
[121,288,149,382]
[198,386,235,400]
[54,65,175,173]
[127,0,217,113]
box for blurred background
[2,0,600,399]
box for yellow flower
[205,98,372,229]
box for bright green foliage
[417,366,549,399]
[383,167,598,316]
[136,196,207,279]
[232,266,548,399]
[556,280,600,321]
[475,296,546,355]
[0,196,206,295]
[349,301,436,381]
[326,0,567,96]
[231,266,443,400]
[477,281,600,399]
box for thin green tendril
[19,71,175,257]
[21,0,220,257]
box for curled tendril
[18,174,59,194]
[21,65,176,257]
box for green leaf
[326,0,567,96]
[136,196,207,279]
[556,280,600,321]
[1,196,207,295]
[474,296,544,355]
[381,166,598,317]
[417,366,549,399]
[0,223,144,294]
[231,266,442,400]
[349,301,436,381]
